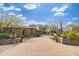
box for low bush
[63,30,71,34]
[61,34,68,39]
[0,32,9,40]
[67,31,79,40]
[57,33,61,36]
[52,35,59,42]
[62,31,79,40]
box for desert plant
[38,24,49,34]
[61,34,68,39]
[63,31,79,40]
[0,32,9,40]
[0,14,24,31]
[52,35,59,42]
[67,31,79,40]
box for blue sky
[0,3,79,25]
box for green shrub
[63,30,71,34]
[67,31,79,40]
[57,33,61,36]
[0,33,9,40]
[61,34,68,39]
[63,31,79,40]
[52,35,59,42]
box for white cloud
[24,4,40,10]
[7,5,15,10]
[72,17,78,20]
[54,12,65,16]
[27,20,46,25]
[52,7,58,12]
[0,5,22,12]
[0,5,15,11]
[16,14,23,17]
[16,14,26,20]
[65,22,72,25]
[14,8,22,11]
[36,4,40,6]
[22,17,26,20]
[28,20,39,25]
[52,4,69,16]
[8,12,16,15]
[0,7,7,11]
[52,4,68,12]
[7,6,22,11]
[57,4,68,12]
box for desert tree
[0,13,25,33]
[37,24,49,34]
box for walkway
[0,35,79,56]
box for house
[3,26,39,37]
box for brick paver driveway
[0,35,79,56]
